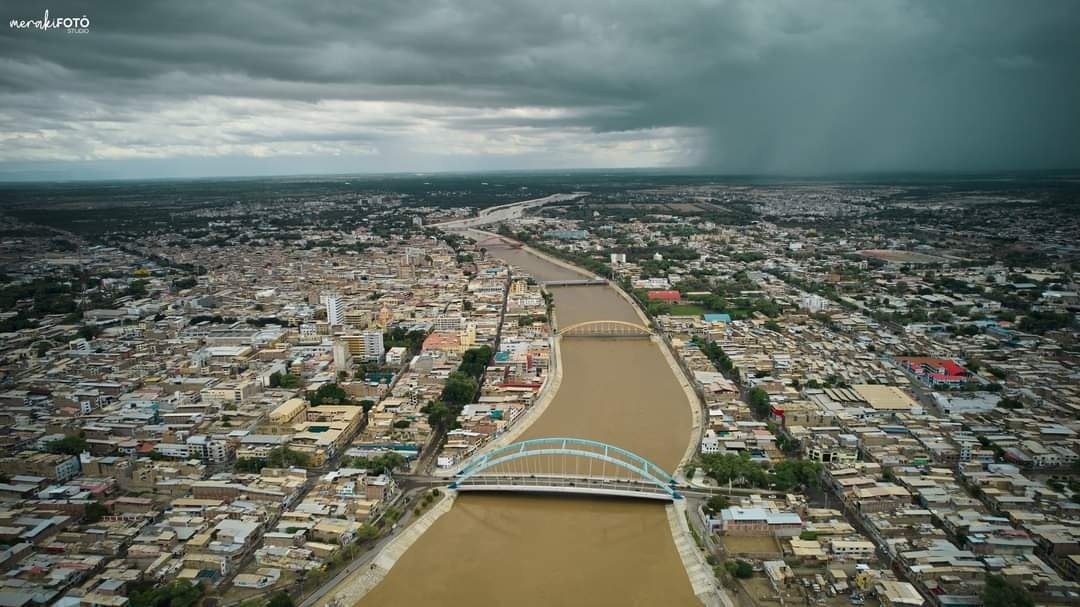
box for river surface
[358,245,697,606]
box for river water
[358,246,698,606]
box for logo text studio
[9,9,91,34]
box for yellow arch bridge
[556,319,654,338]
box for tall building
[333,340,353,371]
[361,330,384,363]
[341,331,385,363]
[799,293,828,313]
[321,293,346,326]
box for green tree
[129,580,203,607]
[458,346,492,379]
[308,382,348,405]
[770,459,822,491]
[355,523,379,542]
[350,452,406,474]
[997,397,1023,409]
[982,574,1033,607]
[422,401,451,428]
[126,279,149,298]
[47,435,89,456]
[699,452,769,488]
[77,324,102,340]
[748,387,771,418]
[703,495,730,515]
[441,373,478,408]
[235,458,263,473]
[724,559,753,578]
[279,373,302,388]
[268,372,302,389]
[266,447,312,468]
[84,501,110,523]
[172,276,197,290]
[266,592,294,607]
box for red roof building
[646,290,681,302]
[897,357,968,386]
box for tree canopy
[266,592,294,607]
[699,452,768,487]
[266,446,313,468]
[982,575,1033,607]
[441,372,478,408]
[349,451,406,474]
[703,494,730,515]
[458,345,492,379]
[770,459,822,491]
[47,435,88,456]
[269,372,302,389]
[130,580,203,607]
[308,382,348,405]
[748,387,771,418]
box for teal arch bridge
[450,437,682,501]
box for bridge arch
[556,319,654,337]
[450,437,681,500]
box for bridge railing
[556,320,654,338]
[451,437,681,500]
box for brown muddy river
[357,244,698,607]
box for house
[715,507,803,537]
[874,581,925,607]
[896,357,968,388]
[646,290,681,303]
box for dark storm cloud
[1,0,1079,176]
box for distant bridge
[450,437,681,500]
[556,319,654,338]
[474,235,522,249]
[543,279,607,286]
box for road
[433,192,587,230]
[295,487,432,607]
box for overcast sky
[1,0,1079,180]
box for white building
[700,430,723,454]
[361,330,385,363]
[385,346,408,366]
[799,293,829,313]
[186,435,229,463]
[433,315,464,332]
[321,293,346,326]
[155,443,191,459]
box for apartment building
[0,453,81,481]
[321,293,346,326]
[186,435,229,463]
[341,331,385,363]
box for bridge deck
[543,279,607,286]
[557,320,655,338]
[452,473,680,501]
[451,437,680,501]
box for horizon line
[2,165,1080,186]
